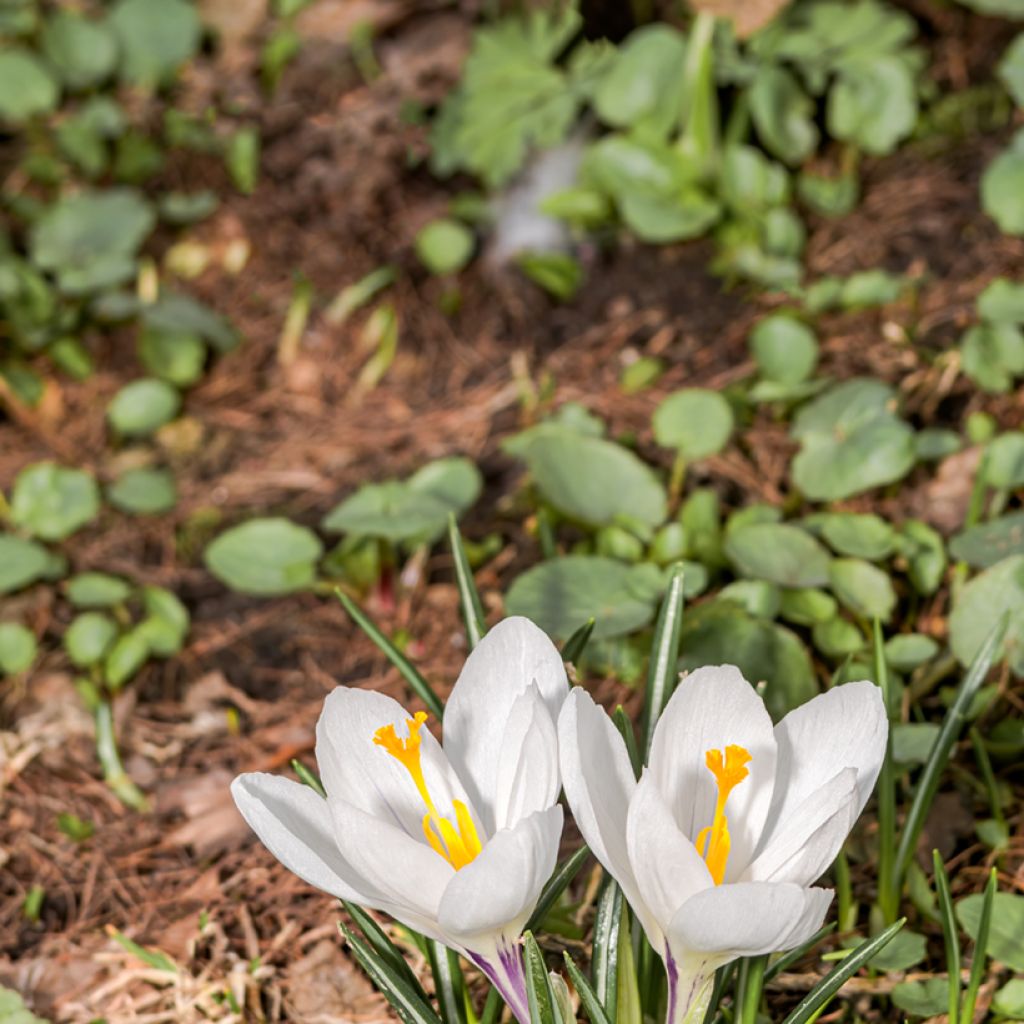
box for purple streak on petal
[665,950,680,1024]
[468,939,530,1024]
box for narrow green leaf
[780,919,906,1024]
[562,617,595,664]
[612,705,642,779]
[429,940,468,1024]
[961,869,998,1024]
[343,902,430,1004]
[932,851,960,1024]
[564,951,613,1024]
[527,845,591,932]
[449,514,486,651]
[893,615,1008,892]
[341,923,444,1024]
[873,620,898,923]
[737,955,767,1024]
[334,588,444,719]
[641,563,686,760]
[107,927,178,973]
[291,758,326,797]
[523,932,557,1024]
[480,987,504,1024]
[764,925,835,982]
[592,878,622,1017]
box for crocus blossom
[232,617,568,1024]
[559,666,887,1024]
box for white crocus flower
[232,617,568,1024]
[559,666,887,1024]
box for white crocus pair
[233,617,887,1024]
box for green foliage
[66,573,132,608]
[949,510,1024,568]
[0,986,50,1024]
[107,378,181,436]
[415,219,475,275]
[9,462,100,541]
[205,518,324,596]
[0,622,37,675]
[949,556,1024,676]
[956,892,1024,971]
[749,313,818,385]
[0,535,51,595]
[981,129,1024,236]
[652,389,734,460]
[323,458,482,545]
[0,48,58,121]
[107,468,178,515]
[109,0,202,88]
[726,523,832,587]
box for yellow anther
[697,744,751,885]
[373,712,482,870]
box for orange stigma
[695,744,751,885]
[373,712,482,869]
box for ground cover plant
[1,0,1023,1021]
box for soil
[1,2,1023,1021]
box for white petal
[669,883,833,960]
[231,773,376,903]
[444,617,568,831]
[492,685,560,831]
[627,772,713,953]
[763,680,887,851]
[328,794,453,932]
[437,806,563,948]
[316,686,478,840]
[648,666,777,881]
[558,689,651,932]
[744,769,858,886]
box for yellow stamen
[697,744,751,885]
[373,712,482,870]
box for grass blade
[591,878,622,1016]
[291,758,326,797]
[334,588,444,720]
[764,925,835,983]
[872,620,898,924]
[562,618,595,665]
[641,563,686,761]
[612,705,642,779]
[448,514,486,650]
[527,844,591,932]
[480,987,504,1024]
[429,940,468,1024]
[564,951,613,1024]
[737,955,767,1024]
[960,868,997,1024]
[341,922,444,1024]
[892,615,1008,894]
[343,901,430,1002]
[780,919,905,1024]
[523,932,557,1024]
[932,851,960,1024]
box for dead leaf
[689,0,791,38]
[283,939,387,1023]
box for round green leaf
[205,517,324,596]
[718,580,781,620]
[10,462,100,541]
[323,482,453,542]
[29,189,155,294]
[999,33,1024,108]
[961,322,1024,393]
[65,611,117,667]
[749,314,818,385]
[107,467,178,515]
[142,292,238,353]
[779,587,838,626]
[142,584,189,643]
[982,146,1024,236]
[110,0,201,88]
[985,431,1024,489]
[0,534,52,594]
[415,219,474,276]
[0,622,37,674]
[749,64,818,167]
[827,55,916,155]
[812,617,864,658]
[884,633,939,672]
[828,558,897,622]
[107,378,181,437]
[949,511,1024,569]
[66,572,132,608]
[105,628,150,689]
[652,389,734,460]
[678,601,817,720]
[516,429,667,529]
[505,556,660,640]
[977,277,1024,324]
[137,325,207,386]
[900,519,947,595]
[725,523,832,587]
[914,428,962,461]
[957,892,1024,971]
[892,723,939,765]
[993,979,1024,1019]
[0,49,59,122]
[890,979,951,1018]
[817,513,897,560]
[406,457,482,513]
[41,11,117,90]
[949,555,1024,676]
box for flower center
[695,744,751,885]
[373,711,482,870]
